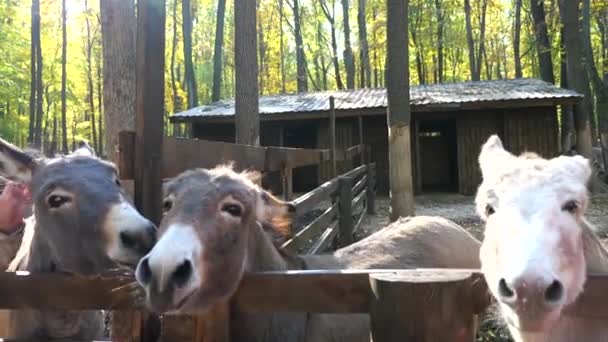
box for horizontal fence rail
[282,163,376,254]
[2,269,608,317]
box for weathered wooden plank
[193,303,230,342]
[339,144,365,161]
[351,186,366,213]
[353,208,366,234]
[369,271,477,342]
[134,0,165,226]
[282,167,293,201]
[290,178,339,216]
[338,176,354,247]
[307,221,339,254]
[366,164,376,214]
[330,96,337,178]
[117,131,135,179]
[341,164,367,181]
[6,269,608,319]
[352,175,367,197]
[281,204,338,251]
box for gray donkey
[0,138,156,339]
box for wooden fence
[281,163,376,254]
[2,269,608,341]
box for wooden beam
[134,0,165,226]
[338,176,354,247]
[366,163,376,215]
[329,96,337,178]
[289,177,340,216]
[307,222,339,254]
[281,203,338,252]
[117,131,135,179]
[358,116,364,165]
[369,271,477,342]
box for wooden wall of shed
[317,118,357,184]
[360,116,390,193]
[191,122,283,194]
[502,106,559,158]
[456,112,503,196]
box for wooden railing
[2,269,608,341]
[281,163,376,254]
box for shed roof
[171,78,582,122]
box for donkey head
[0,137,156,274]
[476,135,591,333]
[135,165,295,313]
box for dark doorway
[283,122,318,193]
[418,119,458,192]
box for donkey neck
[230,223,308,342]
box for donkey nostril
[498,278,515,300]
[120,231,137,249]
[172,260,192,288]
[136,258,152,285]
[545,280,564,303]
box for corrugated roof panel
[172,78,582,119]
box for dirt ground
[354,193,608,342]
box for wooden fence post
[282,166,293,201]
[338,176,354,247]
[366,163,376,215]
[329,96,337,178]
[369,271,478,342]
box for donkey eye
[48,195,70,208]
[485,204,495,216]
[222,203,242,217]
[115,179,121,187]
[562,200,578,214]
[163,199,173,212]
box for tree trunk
[212,0,226,102]
[464,0,478,81]
[258,1,267,95]
[559,0,593,158]
[341,0,355,89]
[358,0,371,88]
[100,0,136,163]
[582,0,608,170]
[279,0,287,93]
[387,0,414,220]
[182,0,198,108]
[60,0,67,153]
[476,0,487,80]
[531,0,555,83]
[514,0,523,78]
[560,27,575,153]
[96,37,104,155]
[234,0,259,145]
[320,0,344,90]
[28,0,39,146]
[171,0,180,111]
[290,0,308,92]
[85,0,97,152]
[170,0,180,137]
[434,0,444,83]
[34,0,43,149]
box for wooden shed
[170,78,582,195]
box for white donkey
[476,135,608,342]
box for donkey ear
[71,141,96,157]
[0,137,39,184]
[479,135,513,179]
[255,189,295,237]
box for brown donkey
[476,135,608,342]
[0,138,157,339]
[135,165,481,342]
